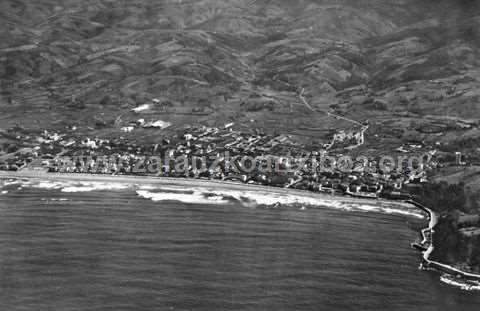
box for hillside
[0,1,479,166]
[0,2,476,119]
[1,0,480,277]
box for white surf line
[0,171,422,216]
[0,171,386,203]
[3,169,479,285]
[440,275,480,291]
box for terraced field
[0,0,479,170]
[1,0,480,284]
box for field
[0,0,479,193]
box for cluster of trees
[411,181,470,213]
[412,181,480,271]
[432,214,480,272]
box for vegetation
[412,182,469,213]
[0,0,479,276]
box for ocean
[0,178,479,310]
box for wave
[136,190,230,205]
[204,187,423,218]
[33,181,64,189]
[3,177,425,219]
[440,274,480,291]
[136,185,425,218]
[8,179,131,193]
[0,179,24,188]
[61,182,129,193]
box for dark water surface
[0,188,479,311]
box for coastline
[407,200,480,283]
[2,170,480,286]
[0,170,407,208]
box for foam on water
[204,187,423,218]
[11,179,131,193]
[61,182,129,193]
[6,178,425,219]
[440,274,480,291]
[1,179,23,187]
[136,190,230,205]
[136,185,425,219]
[33,181,64,189]
[0,179,27,192]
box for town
[0,122,436,202]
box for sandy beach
[3,170,480,288]
[0,170,416,210]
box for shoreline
[0,170,405,208]
[2,170,480,285]
[407,200,480,283]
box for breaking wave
[136,190,230,205]
[440,274,480,291]
[2,178,425,219]
[6,179,131,193]
[135,185,425,219]
[61,182,129,193]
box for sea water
[0,179,479,310]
